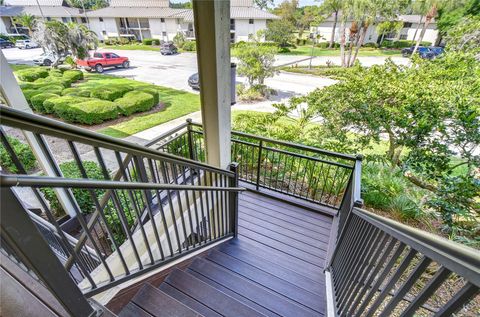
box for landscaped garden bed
[11,65,200,138]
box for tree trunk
[350,24,368,67]
[411,15,423,45]
[412,6,436,54]
[346,22,360,67]
[340,19,347,67]
[329,10,339,49]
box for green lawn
[100,44,161,51]
[279,46,402,57]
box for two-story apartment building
[0,0,278,42]
[311,13,439,45]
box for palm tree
[14,13,37,37]
[66,22,99,60]
[319,0,344,48]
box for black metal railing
[147,120,362,211]
[0,106,243,297]
[327,207,480,317]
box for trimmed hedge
[35,76,72,88]
[43,96,90,114]
[49,69,64,77]
[182,41,196,51]
[381,40,432,49]
[41,161,104,215]
[54,99,119,124]
[16,68,49,82]
[142,38,160,45]
[137,87,159,105]
[30,93,59,112]
[63,70,84,82]
[115,91,154,116]
[22,89,42,105]
[37,84,65,95]
[90,84,133,101]
[0,136,37,173]
[61,87,91,97]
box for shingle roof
[4,0,64,5]
[173,6,278,22]
[398,14,435,23]
[109,0,169,7]
[0,5,82,17]
[85,6,187,18]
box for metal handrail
[353,207,480,286]
[189,121,357,161]
[0,106,234,177]
[1,174,246,192]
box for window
[249,19,254,24]
[230,19,235,30]
[81,17,87,23]
[111,53,119,58]
[99,17,104,22]
[230,32,235,43]
[162,31,167,36]
[403,22,412,28]
[399,34,408,40]
[94,53,103,58]
[46,17,51,21]
[102,30,107,35]
[62,17,68,23]
[161,18,165,23]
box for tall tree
[298,6,322,38]
[319,0,344,48]
[14,13,37,37]
[274,0,299,25]
[254,0,274,9]
[66,0,108,10]
[265,19,296,47]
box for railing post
[256,140,263,190]
[0,188,99,317]
[186,119,196,161]
[353,154,363,207]
[228,162,240,237]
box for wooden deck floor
[116,190,334,317]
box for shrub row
[16,68,49,82]
[0,136,37,173]
[182,40,196,51]
[381,39,431,48]
[142,38,161,45]
[90,84,133,101]
[54,99,119,124]
[104,37,134,46]
[116,91,155,115]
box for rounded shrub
[22,89,42,105]
[142,38,153,45]
[38,84,65,95]
[41,161,104,215]
[30,93,59,112]
[43,95,90,114]
[16,68,49,82]
[182,41,196,51]
[137,87,159,105]
[63,70,84,82]
[34,76,72,88]
[0,136,37,173]
[54,98,119,124]
[90,84,133,101]
[61,87,91,97]
[115,91,154,115]
[49,69,64,77]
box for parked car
[33,52,67,66]
[429,46,445,58]
[0,38,15,49]
[401,46,435,59]
[188,73,199,90]
[76,52,129,73]
[15,39,39,49]
[161,42,178,55]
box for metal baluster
[160,161,183,253]
[256,140,263,190]
[434,282,479,317]
[171,163,189,250]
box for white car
[33,52,65,66]
[15,39,39,49]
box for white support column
[192,0,232,169]
[0,51,78,218]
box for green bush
[90,84,133,101]
[182,40,196,51]
[61,87,91,97]
[30,93,59,112]
[316,42,330,48]
[0,136,37,173]
[362,42,379,48]
[22,89,42,105]
[43,96,90,114]
[54,99,119,124]
[41,161,104,215]
[115,91,154,115]
[173,32,186,48]
[49,69,64,77]
[16,68,49,82]
[37,84,65,95]
[142,38,153,45]
[63,70,84,82]
[34,76,72,88]
[137,87,159,105]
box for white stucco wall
[234,19,267,42]
[0,17,9,34]
[149,18,163,40]
[405,24,438,44]
[88,17,105,40]
[164,18,179,40]
[104,17,119,38]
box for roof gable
[4,0,64,6]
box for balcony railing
[0,106,243,298]
[146,120,362,212]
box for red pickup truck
[76,52,130,73]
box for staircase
[119,238,326,317]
